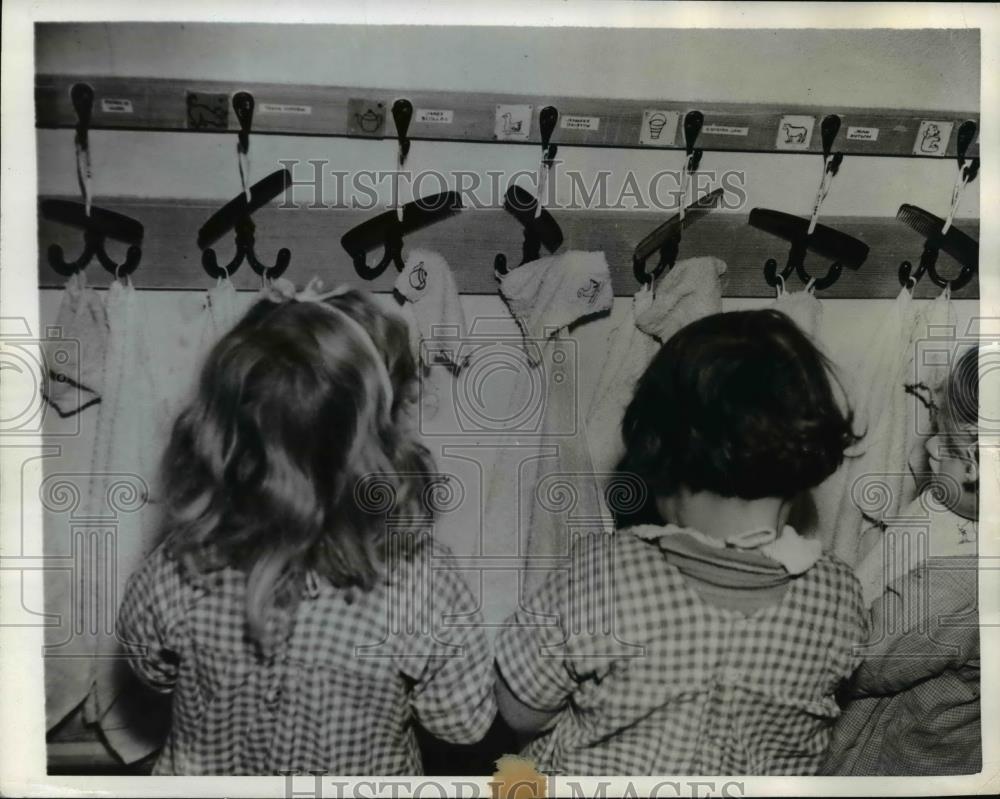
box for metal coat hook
[683,110,704,172]
[233,91,255,154]
[44,82,144,277]
[392,98,414,166]
[198,168,293,281]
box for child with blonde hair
[119,280,496,775]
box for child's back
[117,281,496,774]
[121,534,493,775]
[495,309,869,774]
[498,530,866,775]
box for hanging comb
[896,203,978,291]
[633,187,723,284]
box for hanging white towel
[772,286,823,341]
[587,256,727,480]
[81,280,173,763]
[395,250,468,371]
[42,272,108,416]
[811,287,926,566]
[392,251,489,566]
[482,251,614,619]
[42,275,109,732]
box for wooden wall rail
[37,198,979,299]
[36,74,980,160]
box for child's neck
[656,488,790,544]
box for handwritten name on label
[259,103,312,115]
[415,109,454,124]
[561,115,600,131]
[100,98,133,113]
[702,124,749,137]
[847,126,879,142]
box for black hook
[71,82,94,152]
[683,110,704,171]
[198,169,293,280]
[539,106,559,149]
[820,114,843,175]
[43,84,145,278]
[233,91,254,155]
[956,120,977,167]
[392,98,414,166]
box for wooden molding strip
[36,74,980,160]
[37,198,979,299]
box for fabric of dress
[42,272,108,416]
[481,251,614,624]
[495,526,868,775]
[80,280,175,762]
[586,257,727,481]
[119,535,497,774]
[811,287,927,567]
[821,543,979,775]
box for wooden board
[36,74,981,159]
[37,198,979,299]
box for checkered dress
[495,530,869,775]
[118,532,496,775]
[821,555,980,775]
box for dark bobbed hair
[615,309,859,524]
[159,289,433,648]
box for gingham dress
[495,529,869,775]
[118,533,497,775]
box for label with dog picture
[913,120,954,156]
[776,115,815,150]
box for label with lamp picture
[639,110,679,146]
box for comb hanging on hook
[42,82,145,278]
[495,105,562,275]
[897,120,979,292]
[749,114,868,291]
[197,92,292,281]
[633,188,723,285]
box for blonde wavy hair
[159,287,433,648]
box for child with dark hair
[824,345,980,775]
[118,280,496,775]
[495,309,869,775]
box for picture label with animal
[639,110,679,146]
[776,115,815,150]
[100,98,133,113]
[846,126,879,142]
[702,124,749,137]
[259,103,312,115]
[561,115,600,131]
[495,104,533,141]
[416,109,454,124]
[913,120,954,156]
